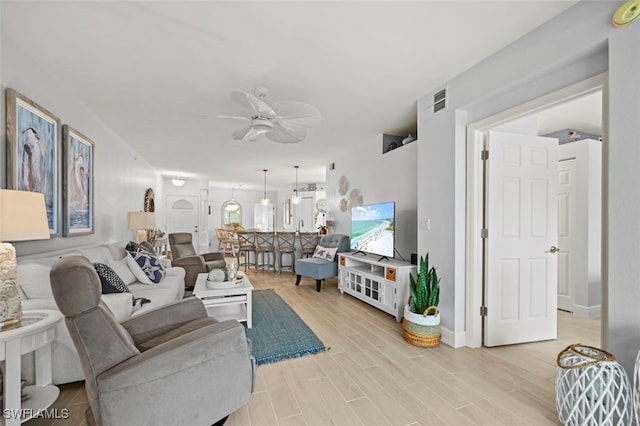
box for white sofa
[17,242,186,385]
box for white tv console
[338,252,416,322]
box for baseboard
[440,326,466,348]
[572,304,601,319]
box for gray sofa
[17,242,185,385]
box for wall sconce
[171,176,185,187]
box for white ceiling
[537,91,602,136]
[1,1,581,190]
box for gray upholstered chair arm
[171,255,206,269]
[95,320,253,424]
[202,252,225,263]
[121,297,208,346]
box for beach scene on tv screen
[350,202,394,257]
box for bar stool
[276,232,296,274]
[236,231,256,271]
[255,232,276,271]
[299,232,319,258]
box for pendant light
[225,185,240,212]
[291,166,301,205]
[260,169,270,206]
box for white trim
[572,304,601,319]
[465,73,608,348]
[440,326,466,348]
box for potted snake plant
[403,254,441,347]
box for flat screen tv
[349,201,395,259]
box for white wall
[418,0,640,372]
[326,134,417,261]
[1,35,161,256]
[207,184,278,243]
[559,139,602,318]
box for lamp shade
[127,212,156,230]
[0,189,50,241]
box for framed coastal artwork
[62,125,94,237]
[6,88,61,236]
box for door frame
[465,73,608,348]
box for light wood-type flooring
[25,268,601,426]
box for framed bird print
[62,125,94,237]
[6,88,61,236]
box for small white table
[193,273,254,328]
[0,309,62,425]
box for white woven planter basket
[633,349,640,425]
[556,344,631,426]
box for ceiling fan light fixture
[251,118,274,130]
[171,176,185,187]
[292,166,301,205]
[220,87,321,143]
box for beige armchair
[49,256,254,426]
[169,232,226,288]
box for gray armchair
[169,232,226,288]
[295,234,350,292]
[50,256,254,426]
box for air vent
[433,88,447,113]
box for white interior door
[300,196,314,232]
[166,194,199,246]
[557,159,576,312]
[485,131,559,346]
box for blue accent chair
[295,234,350,292]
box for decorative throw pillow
[107,257,137,285]
[138,241,156,254]
[312,245,339,262]
[93,263,132,294]
[125,241,140,252]
[127,251,165,284]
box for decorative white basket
[633,349,640,425]
[556,344,632,426]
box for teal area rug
[246,289,326,365]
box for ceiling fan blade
[230,91,276,119]
[217,115,250,121]
[232,125,271,141]
[267,122,307,144]
[272,101,322,129]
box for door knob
[548,246,559,253]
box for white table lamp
[128,211,156,243]
[0,189,50,328]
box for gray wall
[1,35,162,256]
[417,0,640,373]
[326,134,417,262]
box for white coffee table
[193,273,253,328]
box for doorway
[465,74,606,348]
[166,194,201,250]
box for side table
[193,273,254,328]
[1,309,62,425]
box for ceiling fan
[218,86,321,143]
